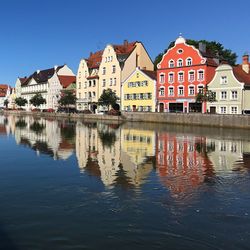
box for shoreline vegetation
[2,110,250,130]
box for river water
[0,114,250,249]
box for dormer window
[177,59,183,67]
[221,76,228,84]
[186,58,192,66]
[169,60,174,68]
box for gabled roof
[21,65,64,86]
[87,50,103,69]
[58,76,76,88]
[141,70,157,80]
[114,41,137,63]
[233,65,250,85]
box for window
[169,60,174,68]
[178,86,184,96]
[159,87,165,96]
[88,92,92,98]
[177,49,183,54]
[89,81,91,87]
[231,106,237,114]
[168,73,174,83]
[220,107,226,114]
[84,81,87,88]
[160,74,165,83]
[188,71,195,82]
[112,65,116,73]
[110,78,113,86]
[178,72,184,82]
[102,67,106,75]
[93,92,96,97]
[198,70,204,81]
[114,78,117,86]
[102,79,106,87]
[221,91,227,99]
[231,91,238,99]
[189,86,195,95]
[78,82,81,89]
[186,58,192,66]
[79,93,81,99]
[168,87,174,96]
[221,76,228,84]
[93,80,96,87]
[177,59,183,67]
[198,85,204,94]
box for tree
[98,89,119,111]
[4,99,9,108]
[154,39,237,69]
[30,93,46,108]
[15,97,27,107]
[58,91,76,112]
[196,87,216,103]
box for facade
[76,51,103,112]
[157,36,218,113]
[207,54,250,114]
[76,40,154,112]
[122,68,156,112]
[17,65,75,110]
[0,84,12,108]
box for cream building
[76,40,154,112]
[17,65,75,110]
[207,54,250,114]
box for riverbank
[2,110,250,129]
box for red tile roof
[87,50,103,69]
[113,41,137,55]
[58,76,76,88]
[233,65,250,85]
[141,70,157,80]
[0,84,10,97]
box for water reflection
[1,114,250,193]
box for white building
[16,65,75,110]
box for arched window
[178,72,184,82]
[188,71,195,82]
[178,86,184,96]
[159,73,165,84]
[169,60,174,68]
[177,59,183,67]
[197,85,204,93]
[168,87,174,96]
[159,87,165,96]
[168,73,174,83]
[198,70,204,81]
[186,58,192,66]
[188,86,195,96]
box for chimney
[124,39,128,46]
[54,65,58,70]
[242,53,249,73]
[199,42,206,53]
[36,70,40,74]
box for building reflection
[2,115,75,160]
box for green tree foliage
[58,91,76,108]
[196,87,216,103]
[98,88,119,110]
[30,93,46,108]
[154,39,237,69]
[15,97,28,107]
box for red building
[157,36,218,113]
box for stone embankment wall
[122,112,250,129]
[2,110,250,129]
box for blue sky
[0,0,250,86]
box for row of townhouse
[15,65,76,110]
[76,36,250,115]
[0,84,15,108]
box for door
[159,103,164,113]
[210,106,216,114]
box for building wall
[207,64,243,114]
[122,68,156,112]
[98,45,121,101]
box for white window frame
[220,91,227,100]
[231,106,238,114]
[220,76,228,85]
[186,57,192,66]
[169,60,174,68]
[178,86,184,96]
[231,90,238,100]
[197,84,204,94]
[197,69,204,81]
[159,87,165,96]
[188,70,195,82]
[159,73,165,84]
[168,86,174,96]
[220,106,227,114]
[178,71,184,83]
[177,59,183,67]
[168,72,174,83]
[188,85,195,96]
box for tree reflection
[15,119,27,129]
[30,121,45,134]
[98,130,117,148]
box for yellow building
[122,68,156,112]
